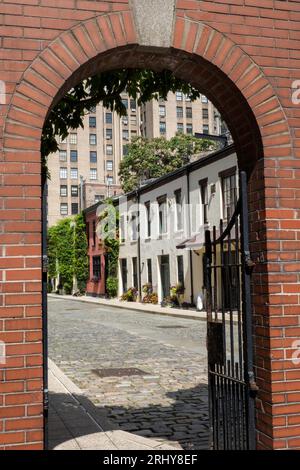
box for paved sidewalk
[48,359,181,450]
[49,293,206,321]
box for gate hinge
[42,255,48,273]
[43,387,49,418]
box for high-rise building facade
[47,92,223,226]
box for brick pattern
[0,0,299,450]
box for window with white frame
[90,151,97,163]
[90,168,97,180]
[175,189,183,231]
[70,133,77,145]
[60,185,67,197]
[89,134,97,145]
[106,160,113,171]
[176,91,183,101]
[70,168,78,179]
[158,195,167,235]
[71,185,78,197]
[106,144,113,155]
[59,150,67,162]
[60,167,67,179]
[60,203,68,215]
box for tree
[42,69,202,166]
[118,133,217,193]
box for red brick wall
[0,0,299,450]
[85,209,106,297]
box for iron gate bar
[205,170,257,450]
[42,176,48,450]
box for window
[159,121,166,135]
[60,185,67,197]
[122,116,128,125]
[177,123,184,133]
[122,129,129,141]
[105,112,112,124]
[123,145,128,156]
[90,134,97,145]
[130,99,136,111]
[70,168,78,179]
[106,144,113,156]
[147,259,152,285]
[70,133,77,145]
[122,98,128,109]
[186,107,192,118]
[121,259,127,293]
[202,108,209,119]
[90,151,97,163]
[177,255,184,288]
[107,176,113,185]
[59,135,67,144]
[90,168,97,180]
[131,213,138,241]
[60,167,67,179]
[92,255,101,280]
[71,203,78,215]
[71,185,78,197]
[130,115,137,125]
[92,220,96,246]
[89,106,96,114]
[221,169,237,223]
[106,128,112,140]
[120,215,126,243]
[95,195,104,203]
[132,257,138,289]
[201,95,208,103]
[186,123,193,135]
[175,189,183,231]
[59,150,67,161]
[159,105,166,117]
[70,150,78,162]
[176,91,183,101]
[60,203,68,215]
[145,201,151,238]
[176,106,183,119]
[158,195,167,235]
[106,160,113,171]
[89,116,96,128]
[203,124,209,134]
[199,179,208,225]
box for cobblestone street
[48,297,209,450]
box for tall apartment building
[140,91,222,138]
[47,92,224,226]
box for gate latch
[244,251,255,271]
[42,255,48,273]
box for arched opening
[40,45,262,451]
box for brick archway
[0,7,297,451]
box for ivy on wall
[48,213,89,294]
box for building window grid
[60,185,67,197]
[90,168,97,180]
[70,150,78,162]
[70,168,78,179]
[90,151,97,163]
[60,167,67,179]
[222,172,237,223]
[60,203,68,215]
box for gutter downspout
[136,190,142,302]
[186,168,194,306]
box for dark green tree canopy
[42,69,202,161]
[119,133,217,193]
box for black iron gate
[204,171,257,450]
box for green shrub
[106,277,118,298]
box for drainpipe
[186,168,194,306]
[136,190,142,302]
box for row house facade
[118,145,237,306]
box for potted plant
[121,287,138,302]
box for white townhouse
[118,144,238,306]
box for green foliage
[106,277,118,298]
[47,213,89,294]
[41,68,201,170]
[74,213,89,293]
[119,133,217,193]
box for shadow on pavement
[48,382,209,450]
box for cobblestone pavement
[48,297,209,450]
